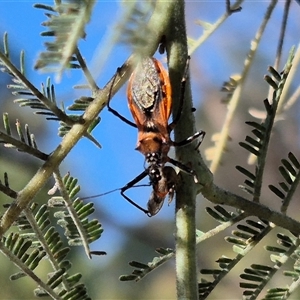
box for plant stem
[167,1,198,299]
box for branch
[0,131,48,161]
[201,183,300,235]
[0,57,130,237]
[167,1,198,299]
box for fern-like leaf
[0,113,49,160]
[49,173,103,253]
[1,232,46,280]
[240,233,300,299]
[0,33,72,124]
[236,50,294,201]
[240,264,274,298]
[120,248,174,282]
[13,77,60,120]
[205,205,238,223]
[67,96,94,112]
[198,217,271,299]
[34,1,95,79]
[269,152,300,214]
[221,74,241,103]
[0,195,94,298]
[1,33,101,147]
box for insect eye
[146,152,160,163]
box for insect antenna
[80,183,151,201]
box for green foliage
[236,49,294,202]
[0,113,48,161]
[269,152,300,214]
[0,171,102,298]
[120,247,174,282]
[0,33,70,123]
[0,1,300,299]
[34,1,95,79]
[49,173,103,248]
[0,30,101,146]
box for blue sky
[0,1,300,254]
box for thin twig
[0,131,48,161]
[267,0,291,103]
[75,47,99,91]
[201,183,300,234]
[209,0,278,174]
[189,0,244,56]
[196,212,247,244]
[248,0,292,165]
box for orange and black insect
[107,56,205,216]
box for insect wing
[127,57,172,129]
[150,58,172,128]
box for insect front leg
[120,169,150,215]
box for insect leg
[168,56,191,130]
[168,157,198,183]
[120,169,150,215]
[173,130,205,147]
[107,69,137,128]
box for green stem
[167,1,198,299]
[201,183,300,234]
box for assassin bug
[107,56,205,216]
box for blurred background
[0,1,300,299]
